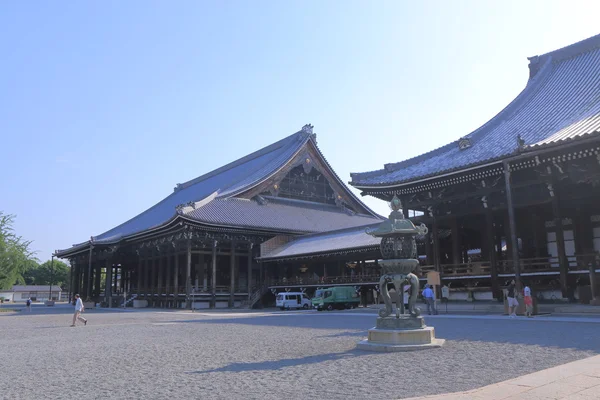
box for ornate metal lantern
[367,195,428,318]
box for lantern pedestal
[357,316,444,352]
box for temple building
[58,33,600,307]
[349,33,600,303]
[56,124,382,308]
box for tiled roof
[91,130,312,243]
[58,126,381,256]
[351,33,600,188]
[258,223,382,261]
[183,196,381,234]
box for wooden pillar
[94,262,102,300]
[531,211,542,258]
[550,180,568,298]
[503,162,521,287]
[425,228,433,266]
[451,217,461,265]
[211,240,218,309]
[173,251,179,308]
[68,259,74,302]
[150,253,157,307]
[85,244,93,300]
[186,240,192,309]
[144,256,149,299]
[229,240,236,308]
[113,265,118,294]
[157,253,164,308]
[432,217,440,271]
[166,250,172,308]
[247,244,253,299]
[136,254,142,298]
[105,259,112,307]
[486,210,499,298]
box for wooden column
[144,256,149,300]
[229,240,236,308]
[150,253,157,307]
[186,240,192,310]
[157,253,164,308]
[166,250,172,308]
[425,228,433,266]
[531,211,542,258]
[173,251,179,308]
[550,182,569,298]
[94,262,102,300]
[486,210,499,298]
[84,244,93,300]
[105,259,112,307]
[451,217,461,265]
[247,244,253,299]
[68,259,74,302]
[432,217,440,272]
[136,254,142,298]
[211,240,217,309]
[503,162,521,287]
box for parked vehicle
[276,292,312,310]
[312,286,359,311]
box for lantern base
[357,318,444,352]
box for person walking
[422,285,438,315]
[71,294,87,327]
[507,279,519,318]
[26,298,32,312]
[523,284,533,318]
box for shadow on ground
[168,313,600,352]
[187,349,362,374]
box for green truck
[312,286,360,311]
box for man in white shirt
[71,294,87,327]
[422,285,438,315]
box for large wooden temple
[349,33,600,303]
[58,33,600,308]
[259,33,600,305]
[56,124,382,308]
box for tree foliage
[23,259,70,289]
[0,212,37,290]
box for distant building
[1,285,63,302]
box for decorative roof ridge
[529,32,600,72]
[287,221,382,240]
[174,128,308,193]
[215,129,313,199]
[178,191,220,215]
[308,138,381,218]
[258,195,382,219]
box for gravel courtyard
[1,306,599,400]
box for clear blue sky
[1,1,599,262]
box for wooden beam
[186,240,192,309]
[504,162,521,287]
[211,240,217,309]
[230,240,236,308]
[486,210,499,298]
[247,244,253,300]
[551,181,569,298]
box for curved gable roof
[351,33,600,188]
[93,129,311,243]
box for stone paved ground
[1,306,599,400]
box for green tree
[0,212,37,290]
[26,260,71,290]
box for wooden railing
[132,285,248,296]
[270,275,382,287]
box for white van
[276,292,311,310]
